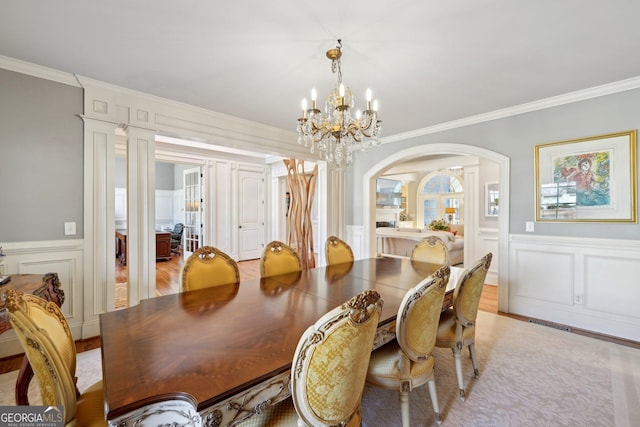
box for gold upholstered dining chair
[325,235,355,265]
[410,235,450,266]
[180,246,240,292]
[6,290,106,426]
[366,265,451,426]
[260,240,302,277]
[237,289,383,426]
[435,252,493,400]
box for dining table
[99,257,463,426]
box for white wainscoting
[509,234,640,342]
[477,227,499,284]
[115,187,127,229]
[155,189,175,230]
[0,239,84,358]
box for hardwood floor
[0,258,497,374]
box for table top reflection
[99,257,461,425]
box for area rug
[1,312,638,426]
[0,348,103,407]
[114,282,127,309]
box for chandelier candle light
[297,39,382,169]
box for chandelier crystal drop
[297,39,382,169]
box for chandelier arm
[310,121,332,140]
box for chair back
[410,235,450,266]
[171,223,185,251]
[6,290,79,424]
[396,265,450,361]
[291,290,383,426]
[453,252,493,326]
[325,235,354,265]
[172,223,184,235]
[181,246,240,292]
[260,240,302,277]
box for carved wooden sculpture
[284,159,318,269]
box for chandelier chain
[332,39,343,84]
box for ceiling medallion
[297,39,382,169]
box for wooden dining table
[99,257,463,426]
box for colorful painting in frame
[535,130,637,222]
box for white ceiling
[2,1,640,140]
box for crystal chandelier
[297,39,382,169]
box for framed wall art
[535,130,637,222]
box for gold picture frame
[535,130,637,222]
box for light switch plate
[64,222,76,236]
[525,221,535,232]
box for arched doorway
[362,143,510,312]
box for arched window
[418,171,464,227]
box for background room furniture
[376,227,464,264]
[260,240,302,277]
[156,231,172,260]
[325,235,355,265]
[367,265,450,426]
[170,222,184,254]
[115,229,172,265]
[0,272,64,405]
[410,235,451,266]
[99,257,463,426]
[239,290,383,426]
[180,246,240,292]
[436,252,493,400]
[6,290,106,426]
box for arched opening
[362,143,510,312]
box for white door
[183,167,203,258]
[238,169,264,260]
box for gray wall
[0,68,83,242]
[349,88,640,241]
[156,161,176,190]
[116,158,181,190]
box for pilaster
[124,126,157,305]
[81,117,117,336]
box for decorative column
[124,125,157,304]
[284,159,318,269]
[81,117,117,336]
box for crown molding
[3,53,639,146]
[383,76,640,144]
[0,55,81,87]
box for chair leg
[452,348,465,400]
[427,378,443,425]
[469,343,479,378]
[399,390,411,427]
